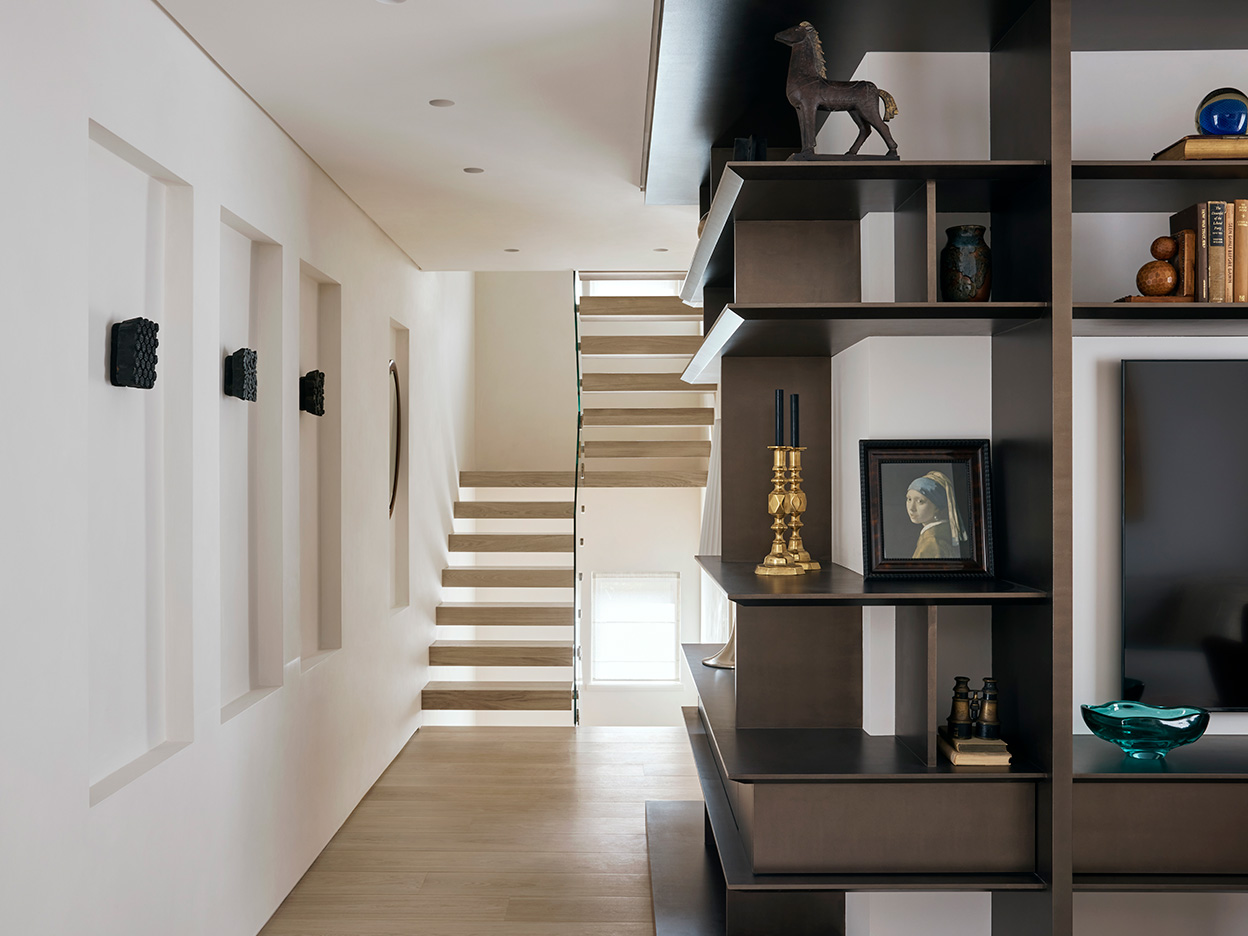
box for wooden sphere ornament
[1137,259,1178,296]
[1151,236,1178,261]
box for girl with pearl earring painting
[905,471,968,559]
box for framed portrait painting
[860,440,994,579]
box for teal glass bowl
[1081,702,1210,759]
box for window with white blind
[590,573,680,683]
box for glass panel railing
[572,271,584,726]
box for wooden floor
[260,726,703,936]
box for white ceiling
[158,0,698,272]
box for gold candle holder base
[757,445,803,576]
[786,446,821,572]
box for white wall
[473,270,577,470]
[0,2,474,934]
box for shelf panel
[694,557,1047,606]
[686,645,1046,782]
[682,162,1049,303]
[1074,874,1248,893]
[681,303,1047,383]
[1072,0,1248,52]
[1074,303,1248,337]
[683,708,1046,893]
[1072,161,1248,213]
[1074,734,1248,779]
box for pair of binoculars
[946,676,1000,740]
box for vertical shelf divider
[895,604,939,766]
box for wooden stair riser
[453,501,575,519]
[430,641,574,667]
[442,568,575,588]
[421,681,572,711]
[582,470,707,487]
[581,440,712,458]
[583,407,714,427]
[578,296,700,319]
[460,471,575,488]
[580,336,703,356]
[581,373,700,392]
[436,603,575,627]
[448,534,574,553]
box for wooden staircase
[422,491,576,718]
[577,295,713,488]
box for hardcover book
[1171,204,1209,301]
[1236,201,1248,302]
[1153,134,1248,160]
[1210,201,1226,303]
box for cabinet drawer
[1074,782,1248,874]
[742,781,1036,874]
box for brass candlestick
[785,447,820,571]
[756,446,802,575]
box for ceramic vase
[939,225,992,302]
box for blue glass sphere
[1196,87,1248,135]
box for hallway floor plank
[260,726,702,936]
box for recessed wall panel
[299,264,342,660]
[219,211,283,717]
[86,124,193,800]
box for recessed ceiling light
[375,0,407,5]
[653,248,669,252]
[428,99,455,107]
[504,248,520,253]
[463,167,484,174]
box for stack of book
[1169,201,1248,303]
[937,727,1012,766]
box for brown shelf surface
[1074,734,1248,779]
[695,557,1046,606]
[1073,161,1248,213]
[1073,874,1248,893]
[681,303,1047,383]
[683,707,1046,892]
[1075,303,1248,337]
[683,161,1048,303]
[686,645,1045,782]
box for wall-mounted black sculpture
[775,22,900,160]
[300,369,325,416]
[110,317,159,389]
[224,348,257,401]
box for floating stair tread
[582,440,713,458]
[436,602,575,626]
[448,533,574,553]
[453,501,575,519]
[581,373,703,392]
[579,296,701,319]
[459,471,576,488]
[422,681,572,711]
[583,407,714,427]
[430,640,575,667]
[582,470,707,488]
[580,336,704,356]
[442,567,575,588]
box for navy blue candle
[791,393,800,448]
[774,389,783,447]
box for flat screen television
[1122,359,1248,710]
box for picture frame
[860,440,994,579]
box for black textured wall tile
[110,317,159,389]
[224,348,257,401]
[299,369,325,416]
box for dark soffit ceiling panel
[644,0,1033,206]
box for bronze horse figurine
[775,22,899,159]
